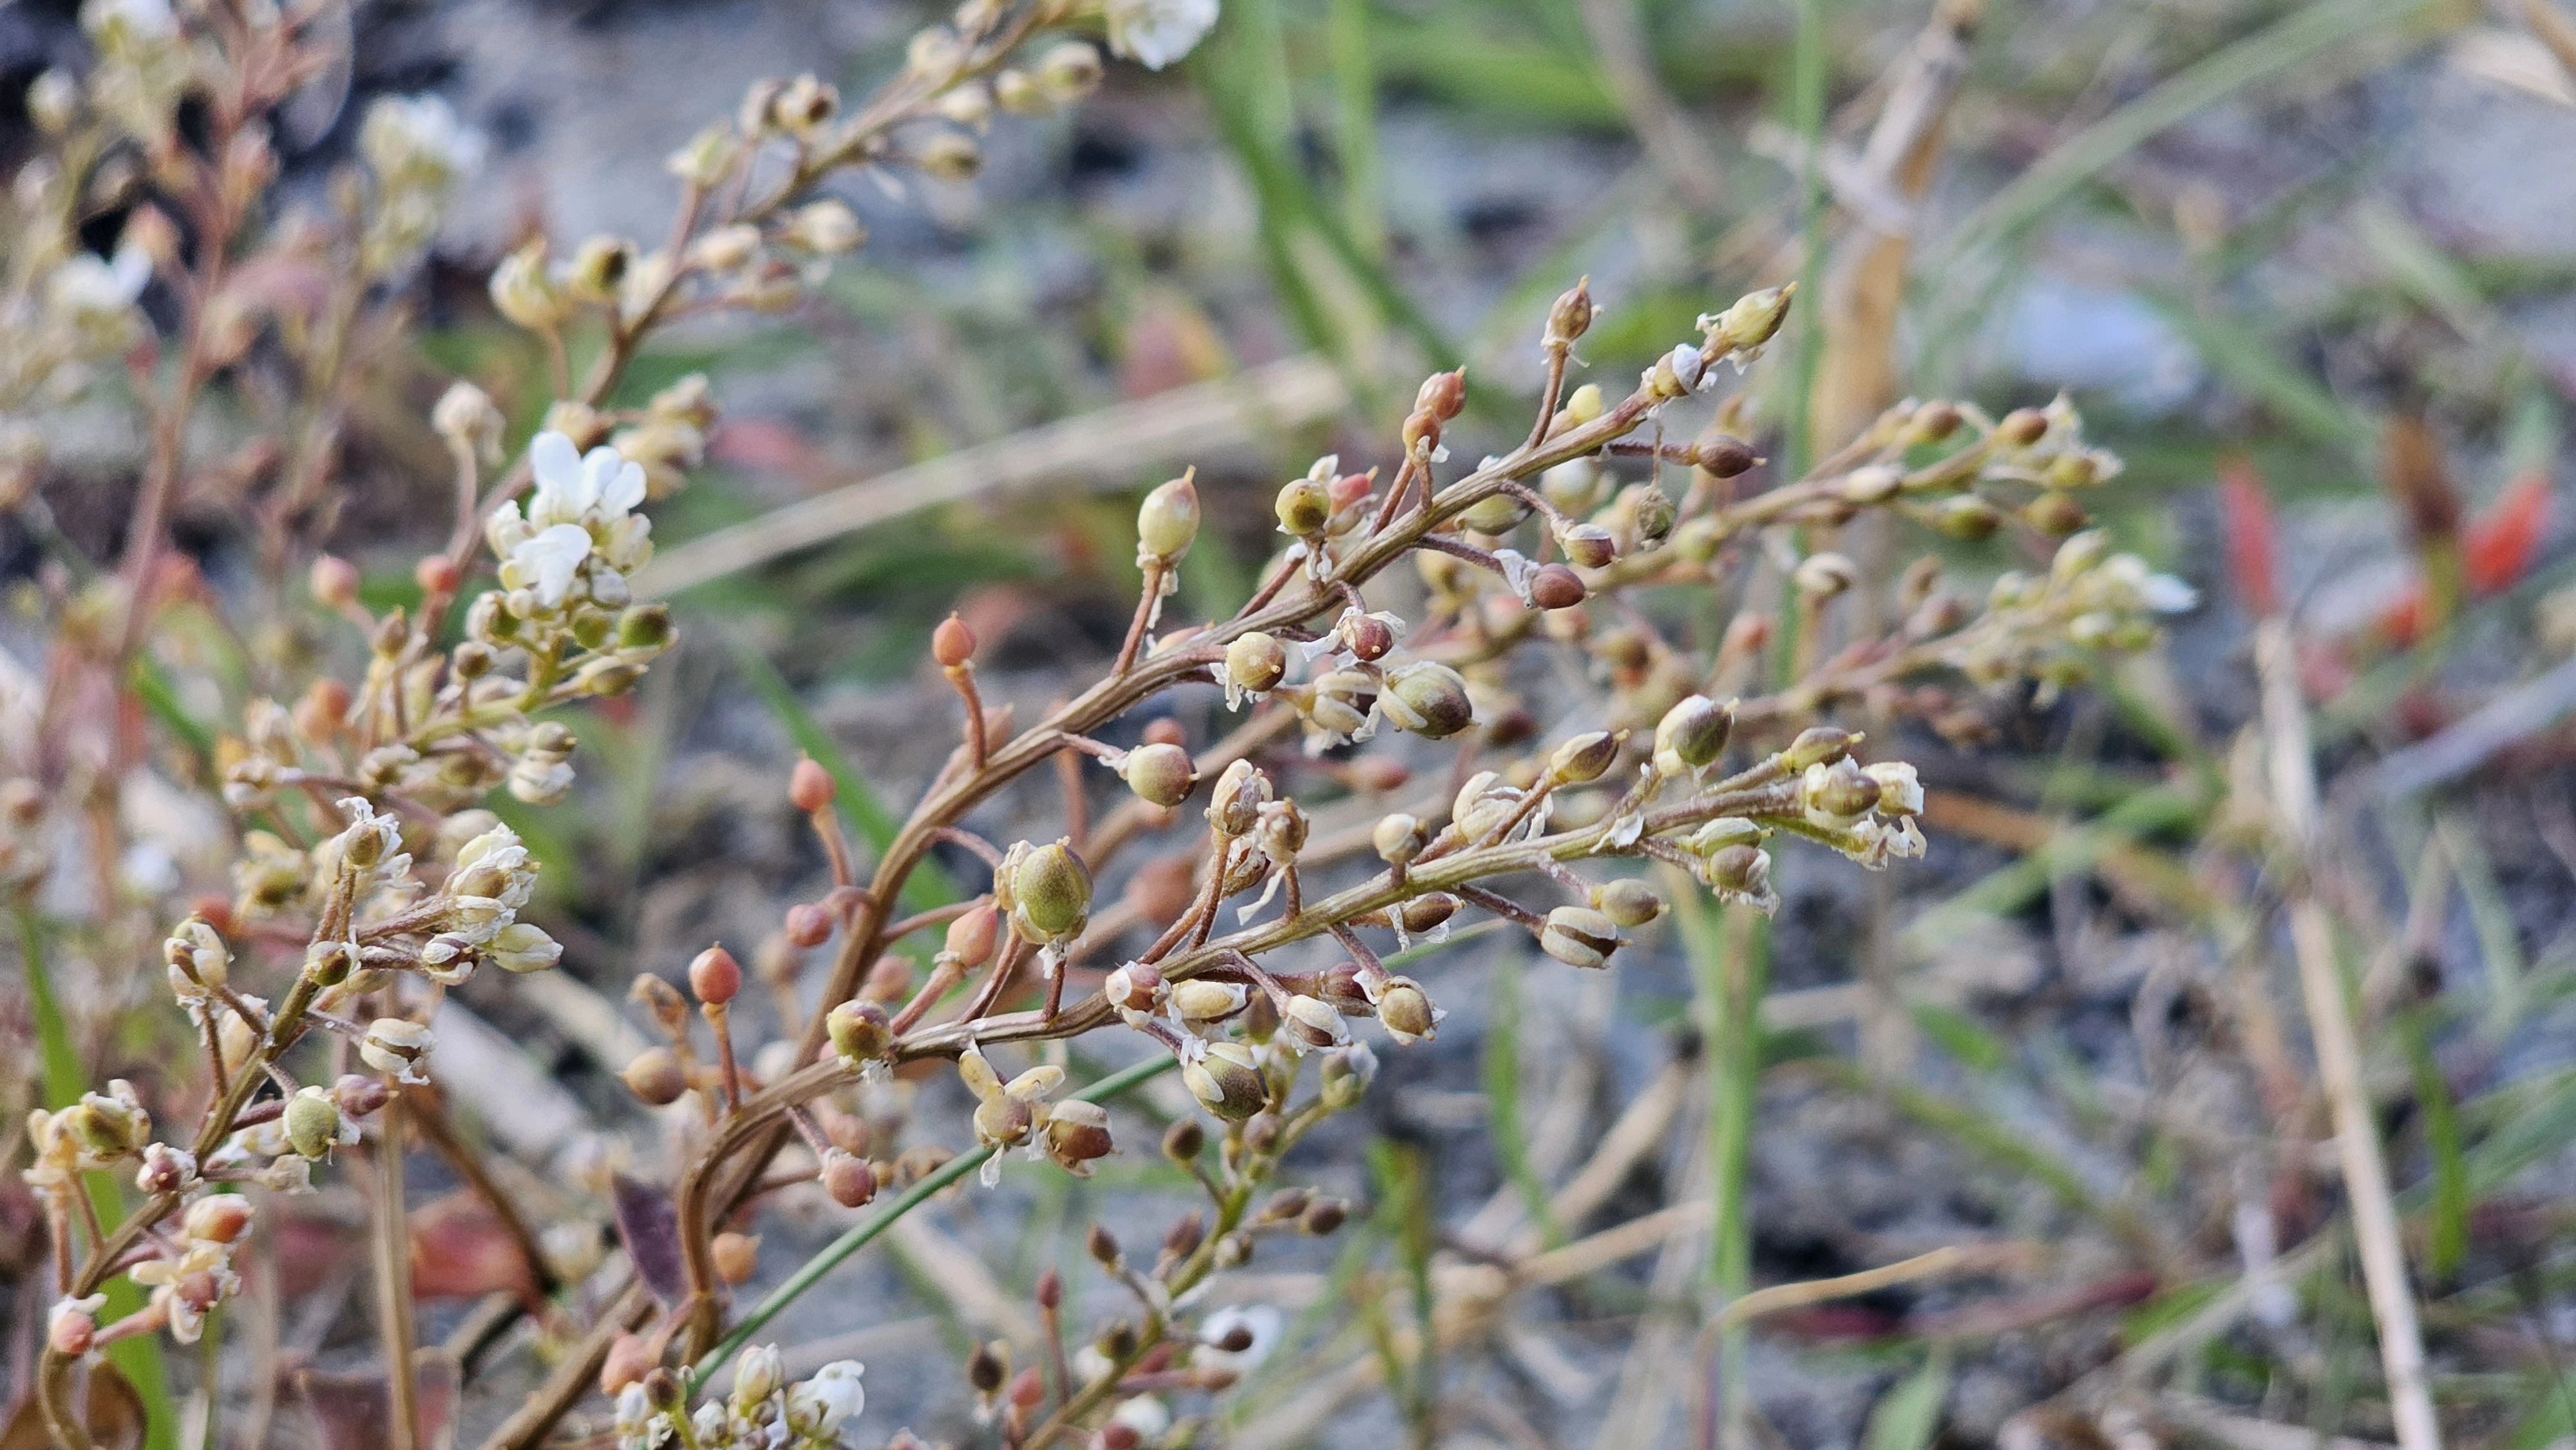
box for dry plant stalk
[1,2,2193,1448]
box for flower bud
[828,1000,893,1065]
[1653,694,1734,775]
[1649,343,1705,399]
[1694,430,1760,478]
[1104,961,1166,1015]
[1865,762,1924,817]
[601,1335,654,1397]
[1302,1198,1349,1235]
[1337,610,1397,661]
[1171,979,1250,1026]
[945,903,1001,967]
[1803,758,1881,824]
[1416,369,1467,421]
[1278,995,1348,1051]
[1933,494,2005,540]
[623,1046,688,1106]
[1595,878,1665,927]
[1708,843,1772,900]
[2021,491,2089,536]
[933,614,976,668]
[1779,725,1857,771]
[48,1301,97,1357]
[1710,283,1794,352]
[785,198,866,255]
[185,1196,254,1245]
[712,1231,760,1285]
[690,945,742,1004]
[1459,491,1531,536]
[1137,473,1200,563]
[1794,552,1858,599]
[489,240,565,330]
[1372,813,1428,867]
[359,1018,434,1082]
[821,1148,879,1207]
[1121,742,1197,807]
[1223,632,1287,695]
[1558,522,1618,569]
[1545,277,1593,350]
[135,1143,194,1195]
[1274,476,1331,536]
[310,553,359,610]
[1162,1118,1205,1163]
[1996,407,2049,446]
[916,131,983,181]
[1037,41,1103,100]
[1380,662,1473,739]
[1012,840,1092,941]
[1540,906,1621,970]
[1180,1042,1269,1120]
[1548,730,1620,784]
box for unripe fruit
[1376,977,1439,1044]
[623,1047,688,1106]
[1595,878,1665,927]
[790,757,836,813]
[712,1231,759,1284]
[945,903,1000,966]
[1275,476,1331,535]
[1011,840,1092,939]
[1529,563,1586,610]
[1539,906,1622,970]
[1653,694,1734,775]
[1121,742,1197,808]
[1381,662,1474,739]
[1137,474,1200,563]
[1548,730,1619,784]
[828,1000,893,1064]
[1224,632,1287,694]
[784,903,833,948]
[689,945,742,1005]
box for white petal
[512,523,594,607]
[527,432,583,524]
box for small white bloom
[507,523,595,607]
[1111,1395,1173,1441]
[50,246,153,317]
[2139,572,2199,614]
[360,94,486,185]
[1862,762,1923,818]
[785,1359,866,1436]
[83,0,175,40]
[359,1017,435,1084]
[527,431,647,527]
[731,1344,784,1416]
[1102,0,1218,69]
[1196,1303,1283,1373]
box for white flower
[1862,762,1923,818]
[1102,0,1218,70]
[50,246,153,318]
[1110,1394,1173,1441]
[785,1360,866,1436]
[360,94,486,186]
[614,1382,672,1450]
[527,430,646,528]
[83,0,175,40]
[730,1344,784,1417]
[359,1018,435,1083]
[486,921,561,974]
[506,523,595,607]
[2139,571,2199,614]
[451,823,538,910]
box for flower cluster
[356,93,486,276]
[614,1351,866,1450]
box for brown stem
[372,1090,422,1450]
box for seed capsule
[1381,662,1474,739]
[945,904,1001,967]
[1011,840,1093,941]
[1375,977,1441,1044]
[932,614,976,668]
[623,1047,689,1106]
[712,1231,759,1284]
[1558,523,1618,569]
[1372,813,1428,867]
[1042,1100,1114,1175]
[1653,694,1734,775]
[689,945,742,1005]
[1529,563,1587,610]
[1208,759,1272,837]
[1540,906,1622,970]
[1121,742,1197,808]
[1275,476,1332,536]
[1224,632,1287,695]
[827,1000,893,1065]
[1548,730,1620,784]
[821,1148,879,1207]
[283,1089,346,1159]
[1180,1042,1269,1120]
[790,757,837,813]
[1137,473,1200,563]
[1545,277,1594,350]
[1595,878,1665,927]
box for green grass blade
[1482,956,1564,1246]
[1864,1351,1952,1450]
[18,909,179,1449]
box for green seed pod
[1779,724,1858,772]
[1803,758,1881,822]
[1224,632,1287,695]
[283,1089,345,1160]
[1653,694,1734,775]
[827,999,893,1065]
[1712,284,1794,352]
[1548,730,1620,784]
[1274,476,1332,536]
[1011,840,1092,940]
[1708,843,1772,899]
[1458,491,1531,536]
[1381,662,1474,739]
[1181,1041,1269,1120]
[1137,473,1201,563]
[1121,742,1197,808]
[616,605,676,651]
[1594,878,1665,927]
[1932,494,2005,540]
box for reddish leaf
[2217,455,2280,619]
[2465,468,2553,595]
[611,1173,688,1306]
[408,1191,538,1304]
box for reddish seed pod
[1529,563,1587,610]
[689,945,742,1005]
[1694,432,1760,478]
[821,1149,878,1208]
[622,1047,688,1106]
[1036,1267,1063,1310]
[946,903,1001,966]
[1088,1223,1121,1265]
[933,613,977,668]
[1327,471,1374,513]
[861,955,913,1004]
[415,553,463,597]
[1009,1368,1046,1409]
[1099,1424,1142,1450]
[1416,368,1467,421]
[790,757,836,813]
[712,1232,759,1283]
[310,553,359,609]
[784,903,833,948]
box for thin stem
[374,1090,422,1450]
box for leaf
[0,1362,148,1450]
[1864,1352,1951,1450]
[611,1173,689,1306]
[2217,455,2282,619]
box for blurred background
[16,0,2576,1445]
